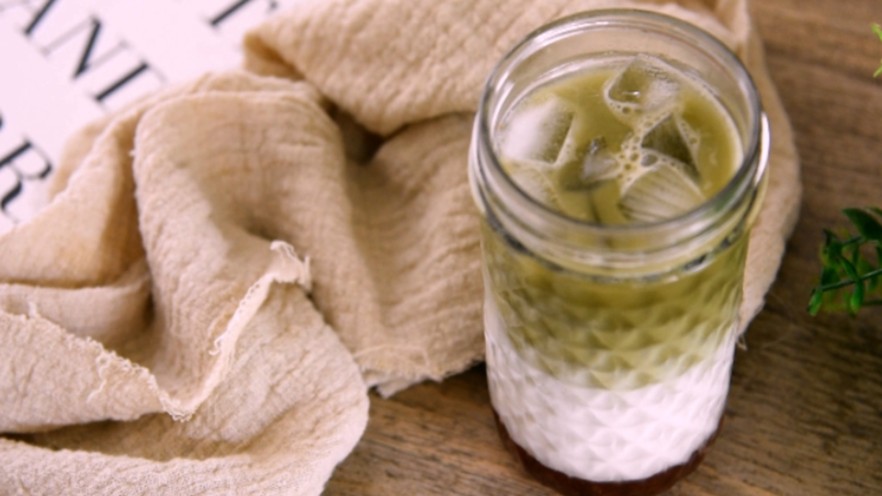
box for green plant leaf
[809,265,841,315]
[810,211,882,315]
[850,282,866,313]
[808,289,824,316]
[821,264,840,285]
[844,208,882,242]
[838,256,864,314]
[821,229,842,263]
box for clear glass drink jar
[469,10,768,496]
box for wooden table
[327,1,882,494]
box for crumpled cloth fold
[0,0,800,494]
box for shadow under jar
[469,10,769,496]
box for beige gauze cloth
[0,0,800,494]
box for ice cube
[500,97,575,168]
[618,163,704,223]
[603,55,681,118]
[582,137,621,184]
[557,137,620,190]
[509,164,560,209]
[641,115,700,179]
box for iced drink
[469,11,767,496]
[499,55,738,225]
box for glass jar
[469,9,768,496]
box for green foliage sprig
[809,26,882,316]
[809,208,882,315]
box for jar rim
[474,8,766,244]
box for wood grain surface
[326,1,882,494]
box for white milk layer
[484,289,736,482]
